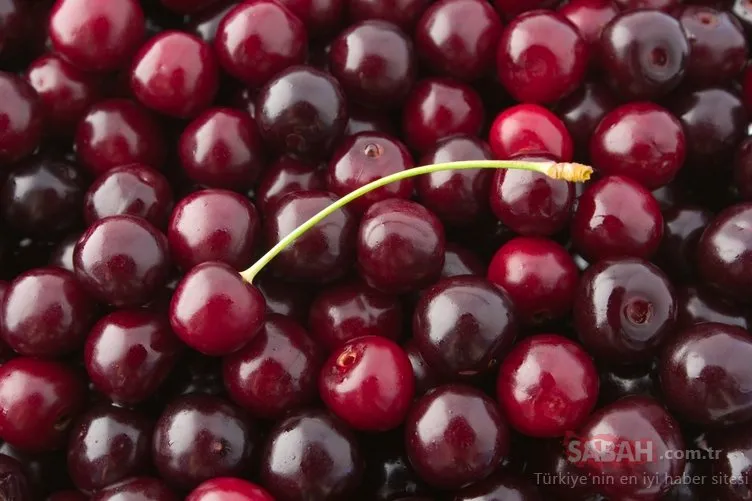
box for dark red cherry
[255,156,324,214]
[405,384,509,490]
[0,454,32,501]
[656,205,712,283]
[614,0,679,9]
[357,432,431,501]
[677,285,750,330]
[590,102,686,189]
[574,396,685,501]
[187,478,274,501]
[90,477,177,501]
[488,104,574,162]
[555,80,618,159]
[308,280,402,351]
[559,0,620,51]
[404,338,443,395]
[222,314,323,420]
[179,108,267,191]
[1,267,95,358]
[67,404,152,493]
[276,0,345,39]
[49,233,80,272]
[734,136,752,200]
[187,3,235,43]
[255,66,347,160]
[74,215,171,307]
[75,99,166,176]
[441,243,485,278]
[48,0,145,72]
[401,78,484,153]
[320,335,415,431]
[159,0,222,14]
[487,237,578,326]
[492,0,558,18]
[170,261,265,356]
[85,309,183,405]
[0,72,43,164]
[347,0,432,29]
[413,275,517,379]
[254,273,313,324]
[574,257,678,364]
[215,0,307,89]
[358,198,445,294]
[264,190,357,283]
[0,357,86,452]
[329,21,416,107]
[260,409,364,501]
[345,107,396,137]
[415,0,502,81]
[415,135,493,227]
[571,175,664,262]
[167,189,260,272]
[708,426,752,501]
[697,203,752,304]
[453,471,542,501]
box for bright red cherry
[559,0,619,51]
[488,104,574,162]
[0,72,43,164]
[497,334,599,437]
[187,478,274,501]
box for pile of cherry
[1,0,752,499]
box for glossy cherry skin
[453,471,542,501]
[260,409,364,501]
[153,394,256,491]
[49,233,80,273]
[327,132,414,213]
[255,66,347,160]
[74,215,170,307]
[0,357,86,452]
[329,20,416,107]
[358,198,445,294]
[574,257,678,364]
[0,72,42,164]
[187,478,275,501]
[179,108,267,191]
[320,335,415,431]
[575,396,685,501]
[276,0,345,39]
[90,477,178,501]
[657,205,712,283]
[345,107,395,137]
[254,273,313,324]
[67,404,152,493]
[75,99,166,176]
[347,0,431,29]
[401,78,484,153]
[215,0,307,89]
[598,364,659,406]
[404,338,443,396]
[489,105,574,162]
[130,31,218,119]
[170,261,265,356]
[0,267,95,358]
[308,280,402,351]
[677,285,750,330]
[559,0,620,51]
[441,243,485,278]
[555,80,618,159]
[660,322,752,426]
[734,136,752,200]
[708,426,752,501]
[492,0,557,18]
[265,190,357,283]
[590,103,686,189]
[413,276,517,379]
[48,0,145,72]
[415,0,502,81]
[405,384,509,490]
[356,432,431,501]
[571,175,664,262]
[697,203,752,304]
[168,189,260,272]
[222,314,323,420]
[85,309,183,405]
[255,156,324,214]
[488,237,578,326]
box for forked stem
[240,159,593,283]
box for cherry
[260,409,364,501]
[488,104,574,162]
[276,0,345,38]
[215,0,307,89]
[401,78,484,153]
[488,237,578,326]
[599,10,689,100]
[0,357,86,452]
[404,338,443,395]
[48,0,145,72]
[590,102,686,189]
[524,440,596,500]
[264,190,357,282]
[179,108,267,191]
[559,0,620,51]
[0,453,32,501]
[167,189,260,272]
[66,404,152,493]
[677,285,750,330]
[357,432,431,501]
[345,107,396,137]
[708,426,752,501]
[555,80,618,159]
[347,0,432,29]
[656,205,712,283]
[415,0,502,81]
[255,156,324,214]
[85,309,183,405]
[255,66,347,160]
[187,3,234,43]
[308,279,402,351]
[170,261,265,356]
[187,478,274,501]
[48,491,87,501]
[329,20,416,107]
[159,0,222,14]
[254,273,313,324]
[441,243,485,278]
[90,477,178,501]
[572,175,664,262]
[734,136,752,200]
[574,257,678,364]
[415,135,493,227]
[49,233,80,272]
[0,267,95,358]
[0,72,43,164]
[453,471,542,501]
[222,314,323,420]
[74,215,171,307]
[405,384,509,490]
[492,0,558,18]
[75,99,166,176]
[614,0,680,9]
[358,198,445,294]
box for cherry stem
[239,159,593,284]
